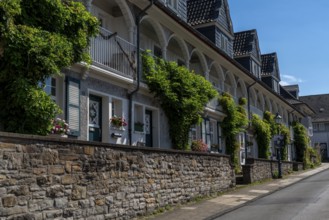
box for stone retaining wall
[0,132,235,219]
[242,158,303,184]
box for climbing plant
[142,51,217,150]
[219,93,248,172]
[293,122,309,163]
[0,0,99,135]
[263,111,290,160]
[278,124,290,161]
[251,114,271,159]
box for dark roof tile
[187,0,221,26]
[261,53,279,78]
[233,30,255,56]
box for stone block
[62,175,76,185]
[55,198,68,209]
[41,148,59,165]
[48,165,65,175]
[71,185,87,200]
[0,206,28,216]
[2,196,17,207]
[84,146,94,155]
[33,167,47,175]
[43,210,63,219]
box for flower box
[134,122,144,132]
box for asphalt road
[215,169,329,220]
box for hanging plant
[219,93,248,172]
[142,51,217,150]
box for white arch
[264,96,272,112]
[190,48,209,75]
[224,71,237,97]
[167,34,190,65]
[258,92,265,111]
[236,79,247,99]
[140,15,167,49]
[114,0,135,41]
[249,87,257,106]
[209,62,225,91]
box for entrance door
[145,110,153,147]
[89,95,102,142]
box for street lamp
[275,113,283,178]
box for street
[215,169,329,220]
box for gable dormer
[187,0,234,57]
[233,29,262,78]
[282,85,300,100]
[261,53,281,94]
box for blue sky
[228,0,329,96]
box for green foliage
[0,0,99,135]
[142,51,217,150]
[219,93,248,172]
[0,78,61,135]
[293,122,309,163]
[252,114,271,159]
[262,111,290,160]
[304,146,321,169]
[279,124,290,161]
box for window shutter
[66,77,80,136]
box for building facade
[45,0,311,163]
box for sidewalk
[148,163,329,220]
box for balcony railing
[90,27,136,79]
[250,105,263,118]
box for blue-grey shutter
[66,77,80,136]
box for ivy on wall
[219,93,248,172]
[142,51,217,150]
[252,114,271,159]
[292,122,309,163]
[263,111,290,161]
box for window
[319,123,325,131]
[40,77,56,102]
[154,45,162,58]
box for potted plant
[134,121,144,132]
[110,115,127,129]
[50,118,70,137]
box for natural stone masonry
[0,132,235,219]
[242,158,304,184]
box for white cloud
[279,74,303,86]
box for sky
[228,0,329,96]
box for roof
[300,94,329,122]
[261,53,280,80]
[233,30,256,56]
[187,0,221,26]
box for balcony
[90,27,137,79]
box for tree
[0,0,99,135]
[142,51,217,150]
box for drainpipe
[128,0,155,146]
[245,81,257,161]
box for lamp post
[275,113,283,178]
